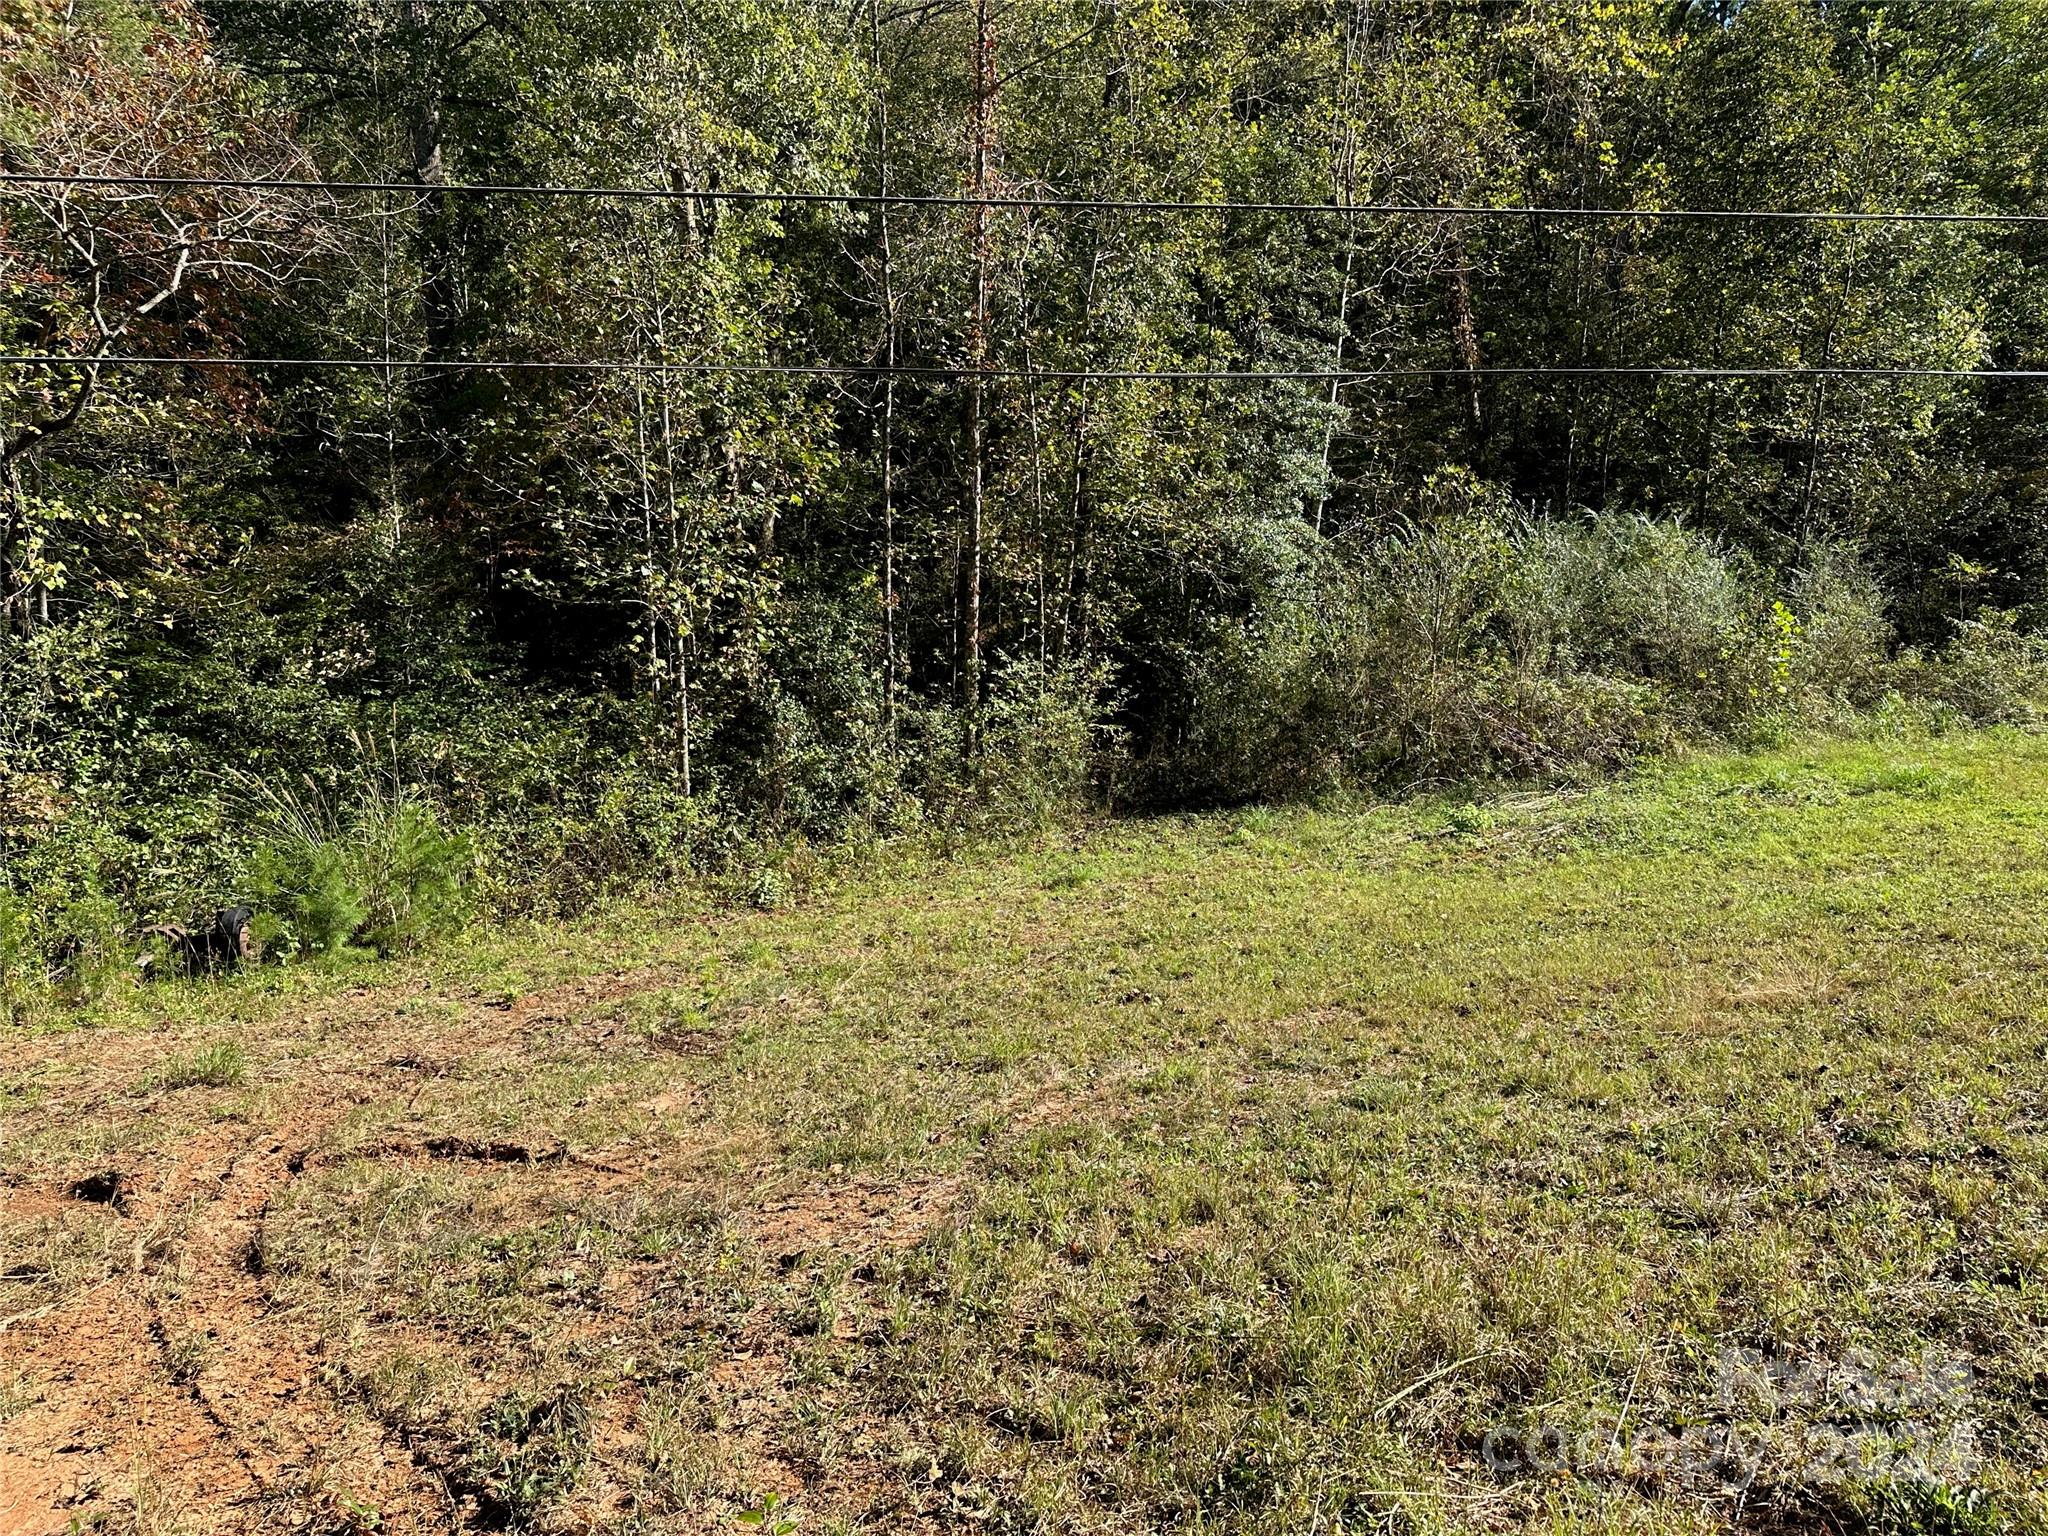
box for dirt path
[0,964,1061,1534]
[3,1087,460,1532]
[0,970,684,1534]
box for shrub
[238,743,472,958]
[1912,611,2048,725]
[49,890,130,1006]
[1787,544,1893,707]
[1573,517,1760,696]
[354,800,471,955]
[1163,548,1372,804]
[1458,666,1667,779]
[0,888,40,1026]
[1162,506,1900,799]
[0,880,139,1021]
[909,659,1120,837]
[248,833,368,957]
[1361,507,1524,777]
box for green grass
[6,729,2048,1534]
[147,1038,247,1091]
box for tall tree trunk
[1024,368,1048,667]
[631,327,662,708]
[1058,62,1121,664]
[377,189,404,555]
[1314,0,1370,537]
[871,0,899,737]
[645,249,694,800]
[1793,239,1853,550]
[405,1,457,368]
[1446,236,1484,437]
[0,460,25,638]
[959,0,997,738]
[1061,233,1106,666]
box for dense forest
[4,0,2048,984]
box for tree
[1,0,329,634]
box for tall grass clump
[152,1039,247,1090]
[235,734,472,958]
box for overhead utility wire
[2,171,2045,226]
[1,355,2043,381]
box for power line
[1,354,2041,381]
[2,171,2043,226]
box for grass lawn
[3,729,2047,1536]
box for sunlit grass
[5,727,2047,1534]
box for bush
[248,834,368,957]
[1907,611,2048,725]
[0,888,39,1026]
[1360,506,1525,778]
[355,800,471,955]
[1170,591,1367,803]
[1559,517,1762,704]
[1161,506,1899,799]
[1787,544,1893,707]
[908,659,1120,838]
[48,890,130,1006]
[0,877,138,1022]
[240,748,472,958]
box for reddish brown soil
[0,968,981,1535]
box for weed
[736,1491,798,1535]
[641,1383,722,1506]
[470,1386,590,1526]
[0,1367,40,1421]
[746,866,791,912]
[1443,800,1495,836]
[1857,1479,2013,1536]
[159,1327,209,1385]
[149,1040,245,1091]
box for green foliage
[355,803,471,957]
[1856,1479,2013,1536]
[909,660,1120,839]
[736,1491,798,1536]
[48,889,128,1005]
[472,1387,589,1528]
[247,835,371,959]
[1789,545,1896,707]
[0,888,37,1026]
[1162,508,1890,800]
[1908,611,2048,726]
[241,753,472,959]
[7,0,2048,991]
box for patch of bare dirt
[0,963,708,1535]
[749,1173,965,1266]
[1,959,1124,1535]
[0,1119,460,1535]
